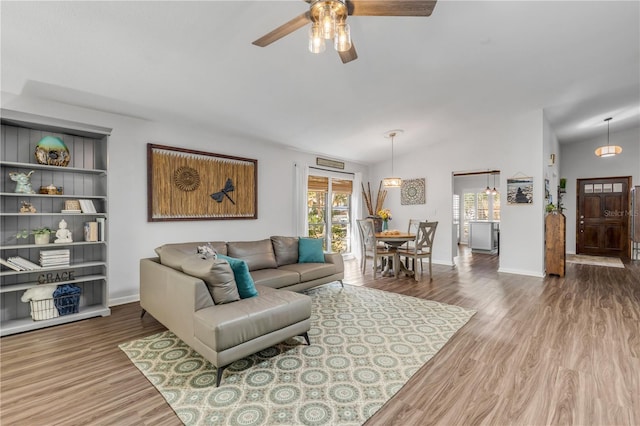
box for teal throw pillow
[298,238,325,263]
[217,254,258,299]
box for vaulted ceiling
[2,1,638,164]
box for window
[492,193,501,221]
[307,175,353,253]
[452,194,460,242]
[462,193,476,243]
[461,191,500,244]
[477,192,489,220]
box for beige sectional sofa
[139,236,344,386]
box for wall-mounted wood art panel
[147,144,257,221]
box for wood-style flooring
[1,248,639,425]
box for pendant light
[595,117,622,157]
[382,130,402,188]
[485,171,491,195]
[491,173,498,195]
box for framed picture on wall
[507,177,533,204]
[147,144,258,221]
[401,178,426,205]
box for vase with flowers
[378,209,392,231]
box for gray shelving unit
[1,109,111,336]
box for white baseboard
[109,294,140,307]
[497,267,545,278]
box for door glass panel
[331,190,350,253]
[307,190,327,246]
[307,176,352,253]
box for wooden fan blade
[252,11,311,47]
[347,0,437,17]
[338,43,358,64]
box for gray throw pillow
[155,246,196,271]
[227,239,277,271]
[181,257,240,305]
[271,236,299,266]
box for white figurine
[54,219,73,243]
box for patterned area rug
[119,283,476,425]
[566,254,625,268]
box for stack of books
[39,249,71,267]
[0,256,42,271]
[96,217,106,241]
[79,199,97,213]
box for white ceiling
[2,1,639,164]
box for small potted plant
[545,203,556,213]
[31,227,53,245]
[559,178,567,192]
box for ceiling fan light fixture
[319,3,336,39]
[308,22,326,53]
[334,23,351,52]
[595,117,622,158]
[308,0,350,55]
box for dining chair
[404,219,425,271]
[356,218,394,277]
[396,221,438,281]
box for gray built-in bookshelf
[0,109,111,336]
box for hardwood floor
[1,248,638,425]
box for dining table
[375,231,416,278]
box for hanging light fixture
[485,171,492,195]
[308,0,352,54]
[491,173,498,195]
[382,130,402,188]
[595,117,622,157]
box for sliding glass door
[307,174,353,253]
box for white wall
[560,125,640,253]
[370,110,546,276]
[1,94,369,304]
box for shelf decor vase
[34,234,50,245]
[382,220,389,231]
[34,136,70,167]
[368,216,383,233]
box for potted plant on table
[31,227,53,245]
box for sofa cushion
[227,239,277,271]
[155,241,227,270]
[193,285,311,352]
[270,236,299,266]
[181,257,240,305]
[251,268,300,289]
[279,262,336,282]
[298,238,325,263]
[217,255,258,299]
